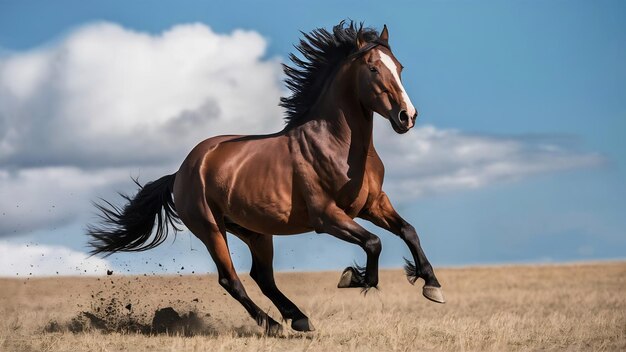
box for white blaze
[378,50,416,121]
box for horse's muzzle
[390,109,417,134]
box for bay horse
[88,21,444,334]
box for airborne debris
[45,305,213,336]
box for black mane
[280,21,384,126]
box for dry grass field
[1,261,624,351]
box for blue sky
[0,1,624,276]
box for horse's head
[353,25,417,134]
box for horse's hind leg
[227,224,314,332]
[185,216,283,335]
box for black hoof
[291,317,315,332]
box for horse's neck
[319,101,373,152]
[294,69,374,176]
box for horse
[87,21,445,335]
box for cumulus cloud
[0,241,110,276]
[0,22,605,239]
[0,22,284,169]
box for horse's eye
[369,66,378,73]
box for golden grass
[1,261,625,351]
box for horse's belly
[225,191,312,235]
[209,173,312,235]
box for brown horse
[88,21,444,334]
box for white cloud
[0,167,131,235]
[0,241,110,276]
[0,22,606,238]
[373,122,605,200]
[0,22,284,168]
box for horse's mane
[280,21,384,127]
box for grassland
[1,261,624,351]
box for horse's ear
[356,25,367,49]
[380,24,389,42]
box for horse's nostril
[399,110,409,123]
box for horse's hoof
[423,285,446,304]
[337,267,355,288]
[291,317,315,332]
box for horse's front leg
[314,205,382,291]
[358,192,445,303]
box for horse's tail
[87,173,181,257]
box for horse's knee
[400,224,420,244]
[364,235,382,256]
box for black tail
[87,173,181,257]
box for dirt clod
[152,308,208,336]
[44,303,213,336]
